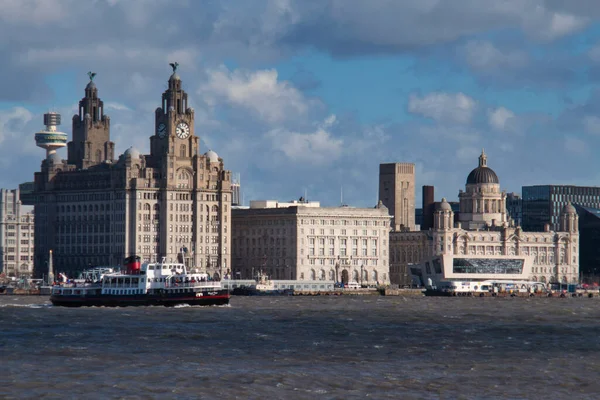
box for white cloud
[530,11,588,41]
[564,136,588,155]
[408,92,476,124]
[265,116,343,164]
[104,102,132,112]
[0,0,67,24]
[201,66,311,123]
[488,107,516,131]
[0,107,34,144]
[463,41,529,71]
[455,146,481,164]
[583,115,600,135]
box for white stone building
[390,151,579,286]
[232,200,391,284]
[0,189,35,277]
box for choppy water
[2,295,600,399]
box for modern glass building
[522,185,600,231]
[574,205,600,281]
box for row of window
[300,219,386,227]
[4,255,32,261]
[308,248,379,257]
[306,258,383,266]
[2,225,32,230]
[4,232,30,237]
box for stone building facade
[390,151,579,286]
[0,189,35,277]
[232,200,391,284]
[32,67,232,277]
[379,163,415,231]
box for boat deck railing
[165,281,221,289]
[56,282,100,289]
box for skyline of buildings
[0,69,598,283]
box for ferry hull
[231,287,294,296]
[50,290,230,307]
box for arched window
[177,169,191,189]
[310,269,316,280]
[371,270,378,282]
[180,144,186,158]
[352,270,359,282]
[328,270,335,280]
[319,269,325,280]
[96,150,102,163]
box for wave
[0,303,52,309]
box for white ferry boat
[424,279,547,297]
[231,271,294,296]
[50,257,230,307]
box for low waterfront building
[0,189,35,278]
[231,199,391,284]
[390,151,580,286]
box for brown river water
[1,295,600,399]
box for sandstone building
[232,200,391,284]
[390,151,579,286]
[379,163,415,231]
[31,66,232,277]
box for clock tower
[150,63,199,167]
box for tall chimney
[422,185,434,230]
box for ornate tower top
[479,149,487,167]
[67,71,114,168]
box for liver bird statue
[87,71,96,81]
[169,62,179,72]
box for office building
[0,189,35,277]
[232,200,391,284]
[522,185,600,232]
[506,192,522,227]
[31,66,232,277]
[379,163,415,231]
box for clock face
[157,123,166,138]
[176,122,190,139]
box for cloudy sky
[2,0,600,207]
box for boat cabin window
[148,265,155,270]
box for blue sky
[3,0,600,207]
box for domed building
[390,150,580,287]
[458,150,508,230]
